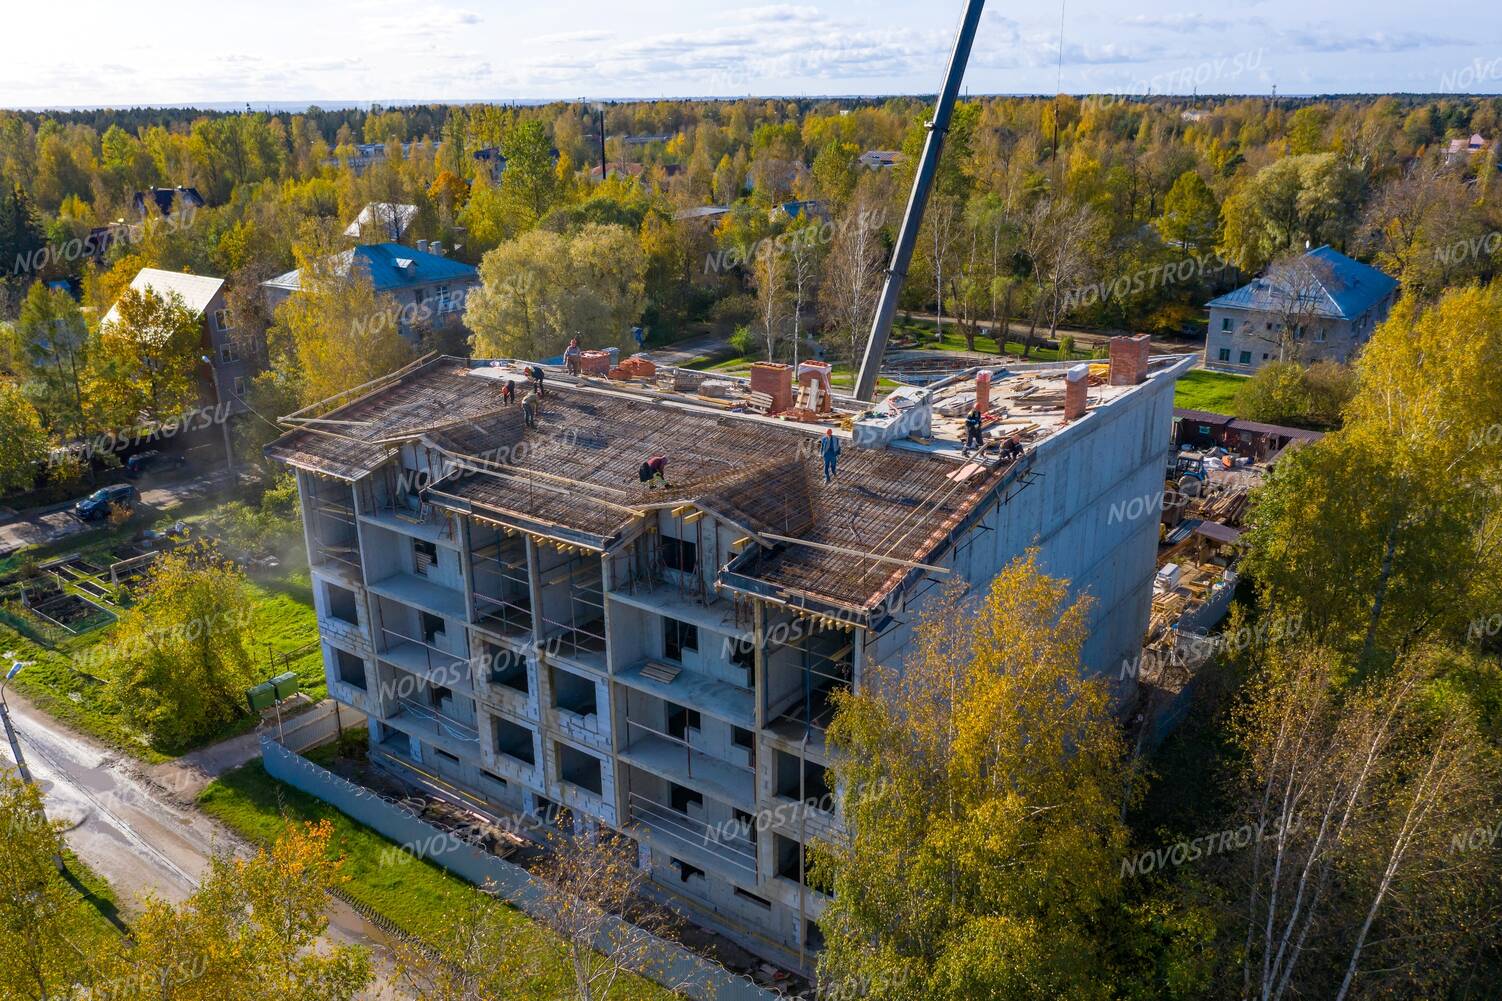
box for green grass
[2,486,323,761]
[60,850,130,937]
[1174,369,1247,415]
[198,761,677,999]
[889,317,1096,362]
[2,564,324,761]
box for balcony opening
[732,726,755,766]
[774,833,830,894]
[665,702,700,741]
[733,808,758,845]
[481,769,508,789]
[484,643,528,694]
[661,535,697,574]
[775,750,831,806]
[672,858,705,883]
[413,538,438,577]
[729,638,755,689]
[493,717,536,766]
[662,618,698,662]
[551,667,597,717]
[669,782,703,816]
[557,742,603,796]
[432,747,460,766]
[734,886,772,909]
[471,528,532,638]
[805,919,825,950]
[334,648,367,690]
[420,611,445,646]
[325,583,359,625]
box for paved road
[0,467,237,557]
[1,692,407,998]
[148,698,357,801]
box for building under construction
[267,337,1192,970]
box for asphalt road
[0,466,237,558]
[1,692,409,998]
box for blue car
[74,484,138,521]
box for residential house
[1445,133,1493,165]
[260,243,479,343]
[345,202,419,242]
[131,186,204,219]
[103,267,257,415]
[857,150,902,169]
[1203,245,1398,374]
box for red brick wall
[751,362,794,413]
[1064,364,1090,420]
[1109,334,1151,386]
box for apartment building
[1204,245,1398,375]
[266,340,1190,971]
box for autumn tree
[0,380,48,495]
[467,224,645,359]
[1229,642,1502,1000]
[0,773,113,1001]
[87,285,203,426]
[15,280,88,434]
[819,187,886,364]
[814,553,1137,1000]
[499,120,559,231]
[99,821,371,1000]
[1242,283,1502,663]
[107,542,258,750]
[1218,154,1364,272]
[531,826,704,1001]
[1158,170,1220,255]
[267,229,415,407]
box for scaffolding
[307,476,361,574]
[770,618,854,738]
[537,543,607,663]
[470,522,534,639]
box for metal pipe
[854,0,988,401]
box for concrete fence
[259,736,781,1001]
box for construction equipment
[854,0,987,401]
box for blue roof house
[1203,245,1398,375]
[261,243,479,343]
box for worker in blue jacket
[821,429,841,483]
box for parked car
[124,450,187,477]
[74,484,139,521]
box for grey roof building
[1203,245,1397,374]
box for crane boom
[854,0,987,401]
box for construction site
[266,334,1192,970]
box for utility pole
[201,354,236,479]
[2,662,64,872]
[854,0,987,401]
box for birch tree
[813,552,1137,1001]
[819,192,885,365]
[1231,643,1502,1001]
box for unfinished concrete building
[266,341,1192,971]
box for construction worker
[821,429,841,483]
[564,337,582,376]
[531,364,546,397]
[521,390,539,428]
[502,379,515,405]
[638,454,668,489]
[964,408,985,451]
[1000,437,1024,463]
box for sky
[4,0,1500,108]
